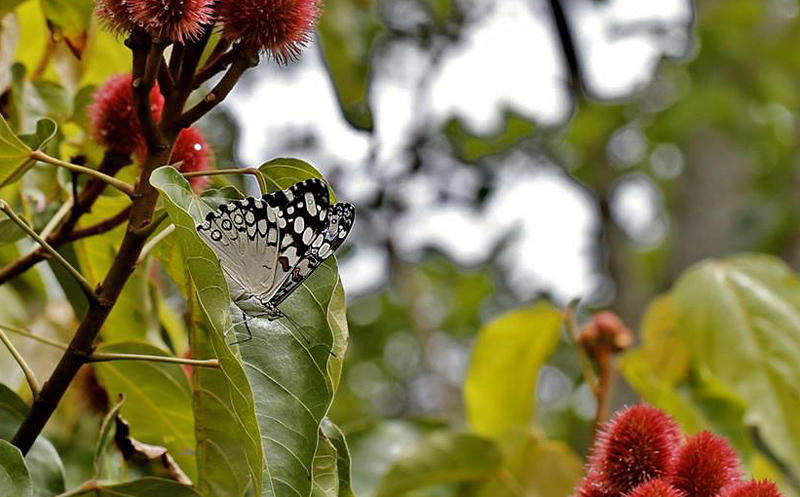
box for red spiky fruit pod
[216,0,322,63]
[95,0,136,35]
[589,405,682,495]
[629,480,686,497]
[170,127,212,191]
[671,431,741,497]
[719,481,785,497]
[130,0,214,43]
[574,472,614,497]
[88,74,165,157]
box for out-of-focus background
[209,0,800,473]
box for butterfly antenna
[280,311,337,358]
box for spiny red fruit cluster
[88,74,164,158]
[96,0,320,63]
[575,405,784,497]
[89,74,213,190]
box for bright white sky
[225,0,694,303]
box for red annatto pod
[574,472,615,497]
[719,481,785,497]
[130,0,214,43]
[171,127,212,191]
[578,311,634,354]
[628,480,687,497]
[88,74,165,157]
[671,431,741,497]
[589,405,683,495]
[95,0,136,35]
[216,0,322,63]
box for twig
[0,323,68,350]
[157,56,175,96]
[130,211,168,238]
[193,48,236,88]
[0,326,42,395]
[30,37,57,81]
[178,55,256,126]
[39,196,74,240]
[54,480,99,497]
[86,353,220,368]
[564,299,598,390]
[138,224,175,264]
[30,151,135,197]
[130,36,167,151]
[67,206,132,241]
[183,167,268,194]
[0,200,97,301]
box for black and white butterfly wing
[197,197,281,304]
[267,201,355,309]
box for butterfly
[196,178,355,342]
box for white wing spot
[294,216,304,234]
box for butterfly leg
[229,310,254,346]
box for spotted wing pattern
[196,196,280,301]
[267,201,356,308]
[196,178,353,316]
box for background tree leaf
[0,438,32,497]
[464,303,562,439]
[86,477,201,497]
[373,431,502,497]
[322,419,356,497]
[0,112,33,187]
[0,384,65,497]
[94,394,126,482]
[39,0,93,57]
[673,254,800,473]
[93,342,196,482]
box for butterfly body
[196,178,355,325]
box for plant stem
[87,353,220,368]
[0,326,41,395]
[0,200,96,300]
[183,167,268,194]
[0,323,68,350]
[30,37,56,81]
[178,55,256,126]
[564,299,598,390]
[67,206,132,241]
[30,151,135,197]
[138,224,175,264]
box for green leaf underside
[464,303,563,439]
[0,439,32,497]
[151,166,262,497]
[153,164,349,497]
[0,384,65,497]
[673,254,800,471]
[374,431,503,497]
[93,342,196,482]
[311,433,339,497]
[321,420,356,497]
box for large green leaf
[93,343,196,482]
[317,0,384,130]
[464,303,562,439]
[153,164,350,497]
[40,0,93,56]
[85,477,202,497]
[151,166,263,497]
[0,384,65,497]
[0,439,32,497]
[374,431,502,497]
[673,254,800,474]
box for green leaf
[374,431,503,497]
[88,477,202,497]
[312,432,339,497]
[349,421,424,497]
[0,384,65,497]
[259,157,337,201]
[322,419,356,497]
[0,112,33,187]
[93,342,197,482]
[94,395,126,481]
[464,303,562,439]
[0,214,29,246]
[0,439,32,497]
[444,113,537,163]
[317,0,384,130]
[673,254,800,473]
[151,166,263,497]
[18,118,57,151]
[152,164,350,497]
